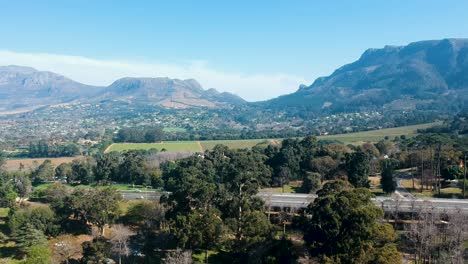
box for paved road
[118,190,161,200]
[259,191,468,213]
[119,190,468,214]
[394,172,416,200]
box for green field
[317,122,439,144]
[200,139,270,150]
[107,141,202,152]
[106,122,438,153]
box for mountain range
[0,66,245,112]
[265,38,468,113]
[0,38,467,114]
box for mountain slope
[265,38,468,113]
[98,77,245,108]
[0,66,103,111]
[0,66,245,111]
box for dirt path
[197,141,203,152]
[104,143,114,153]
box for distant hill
[0,66,102,111]
[264,38,468,114]
[0,66,245,111]
[98,77,245,108]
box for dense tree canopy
[302,181,401,263]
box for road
[119,190,468,214]
[118,190,161,200]
[258,192,468,213]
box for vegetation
[0,125,467,263]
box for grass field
[316,122,439,144]
[200,139,271,150]
[4,156,82,171]
[400,179,464,198]
[107,139,271,153]
[33,182,157,191]
[106,122,438,153]
[107,141,203,152]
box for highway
[118,190,161,200]
[118,190,468,214]
[258,192,468,214]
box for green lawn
[33,183,156,191]
[107,141,202,152]
[200,139,270,150]
[106,122,439,153]
[317,122,439,144]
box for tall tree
[302,180,401,263]
[345,149,371,187]
[381,160,397,194]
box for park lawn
[107,141,202,152]
[200,139,270,150]
[106,122,438,153]
[317,122,440,144]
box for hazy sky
[1,0,467,101]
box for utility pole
[464,154,467,198]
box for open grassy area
[33,182,157,191]
[317,122,440,144]
[107,141,202,152]
[400,179,464,198]
[369,176,385,196]
[200,139,270,150]
[106,122,438,153]
[5,156,81,171]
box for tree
[345,149,371,187]
[0,179,17,208]
[8,205,59,236]
[381,162,396,194]
[309,155,339,181]
[14,224,48,253]
[124,200,166,229]
[109,224,133,264]
[94,153,121,185]
[42,183,73,222]
[31,160,55,184]
[163,148,273,257]
[81,237,112,264]
[302,180,401,263]
[163,249,193,264]
[68,187,122,236]
[55,163,73,182]
[13,173,32,200]
[119,151,149,185]
[172,208,223,262]
[23,244,52,264]
[70,158,95,185]
[301,172,321,193]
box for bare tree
[52,235,82,264]
[163,249,193,264]
[109,224,134,264]
[406,204,468,264]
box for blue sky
[1,0,467,101]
